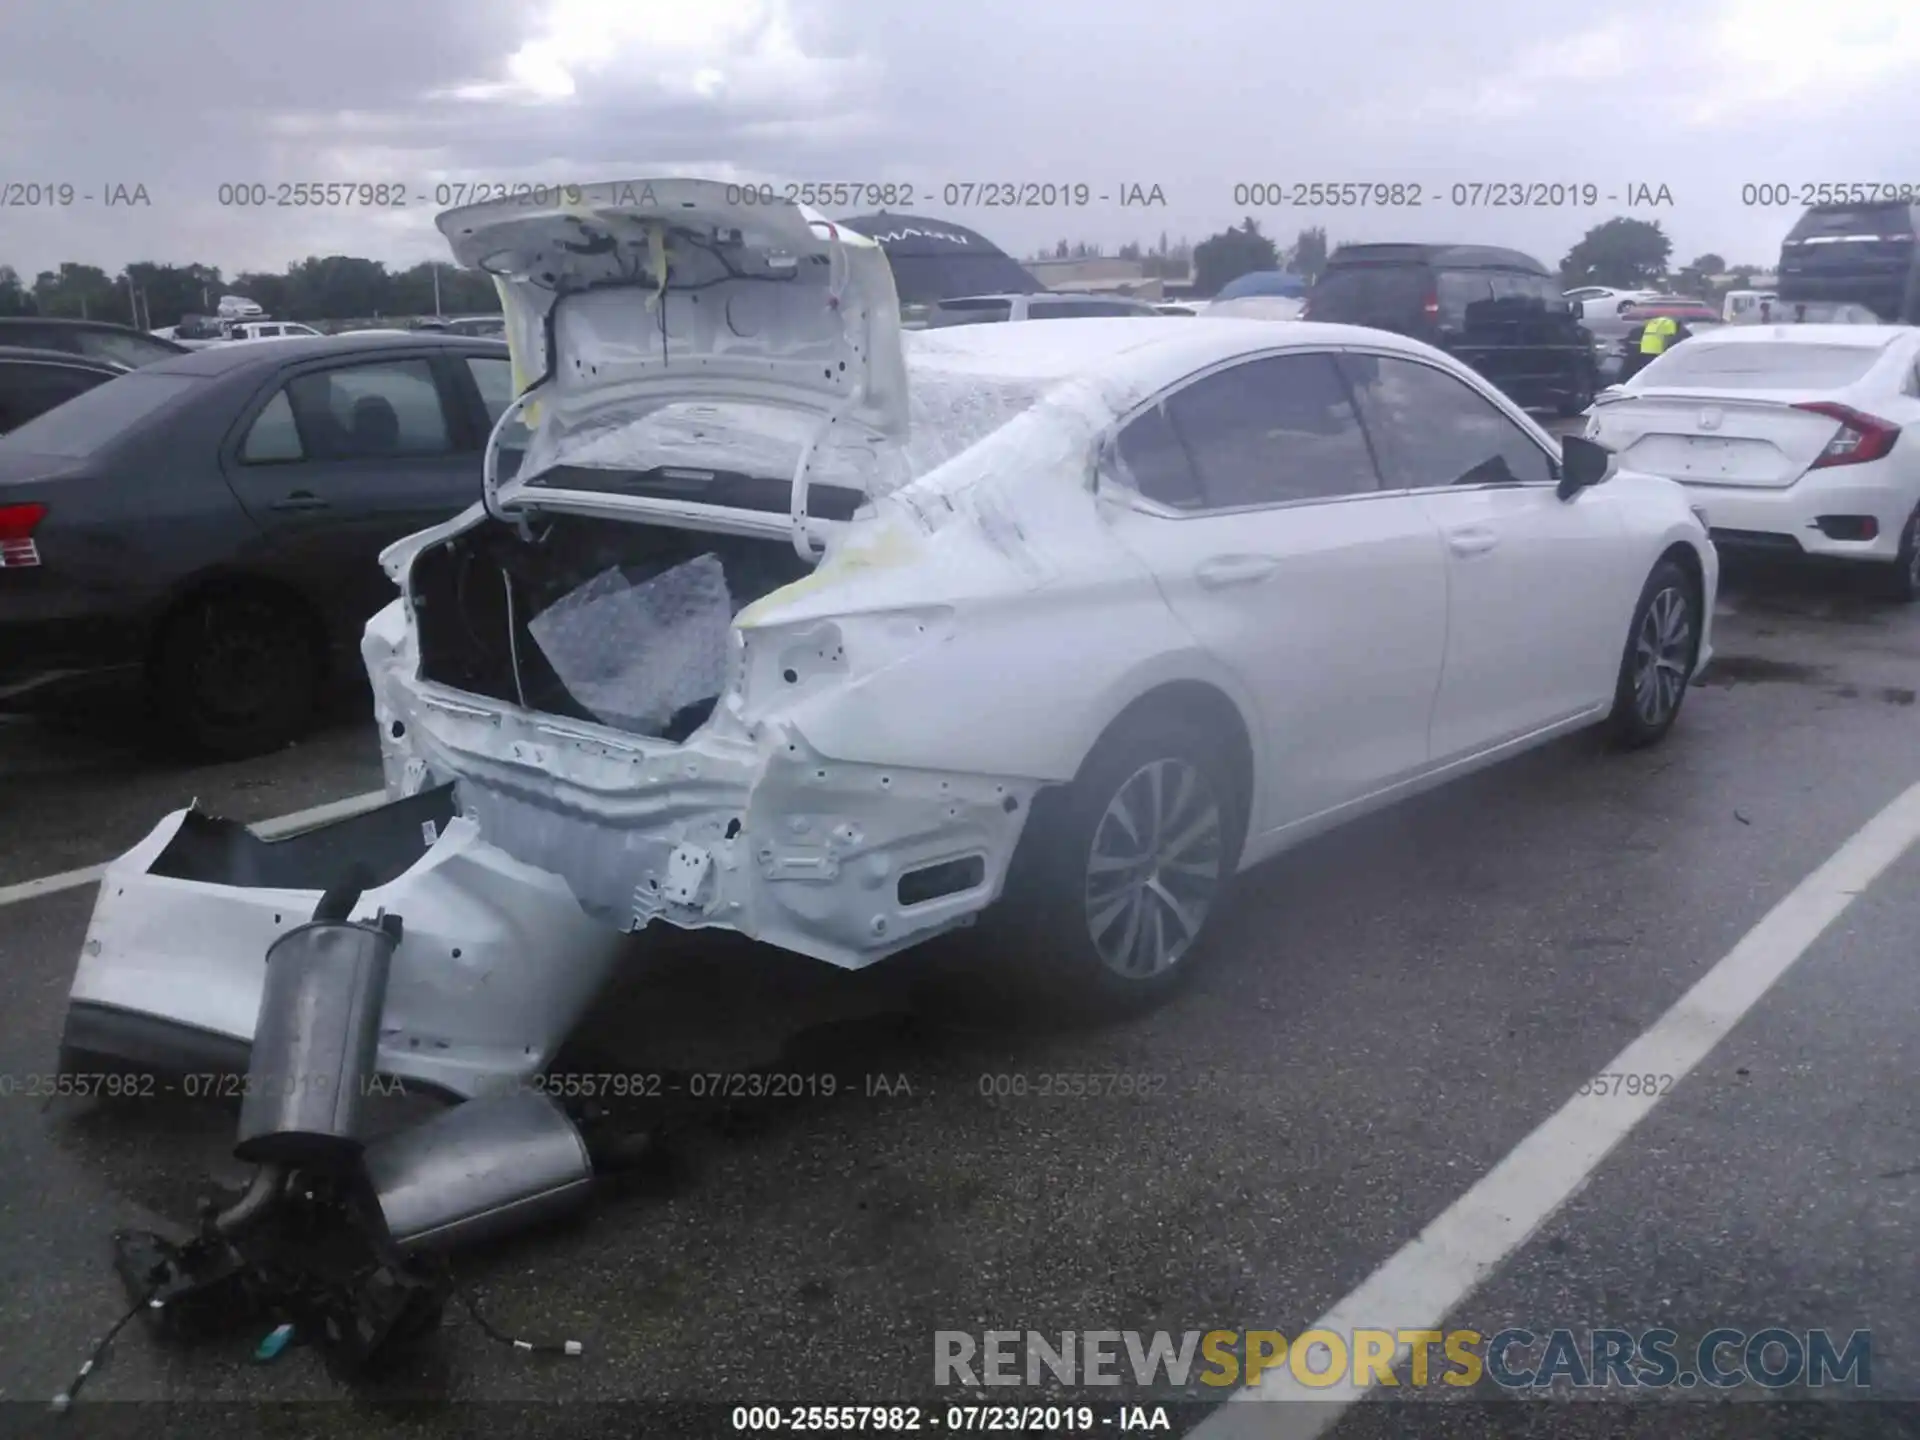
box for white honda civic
[61,180,1718,1097]
[1588,323,1920,600]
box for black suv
[1302,244,1597,415]
[1777,202,1920,323]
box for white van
[1722,289,1778,323]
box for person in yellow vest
[1620,313,1689,382]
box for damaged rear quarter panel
[363,358,1261,969]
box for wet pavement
[1,538,1917,1437]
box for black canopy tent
[834,212,1045,305]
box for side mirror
[1557,434,1612,500]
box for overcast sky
[4,0,1917,282]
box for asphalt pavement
[2,472,1918,1437]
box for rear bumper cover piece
[60,784,625,1099]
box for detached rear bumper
[60,784,625,1100]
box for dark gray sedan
[0,332,517,757]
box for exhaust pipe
[234,875,400,1171]
[361,1090,596,1254]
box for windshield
[0,371,198,456]
[1636,342,1886,388]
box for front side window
[285,359,453,459]
[1341,354,1553,488]
[1138,352,1379,509]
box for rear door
[1344,351,1637,757]
[1440,268,1505,384]
[1101,349,1450,834]
[218,351,483,626]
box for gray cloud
[2,0,1914,284]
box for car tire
[1872,504,1920,603]
[985,711,1247,1019]
[1606,558,1699,749]
[150,588,324,759]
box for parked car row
[0,328,515,753]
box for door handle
[270,491,330,512]
[1195,554,1280,589]
[1446,527,1499,556]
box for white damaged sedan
[62,180,1716,1096]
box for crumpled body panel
[60,788,625,1099]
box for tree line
[0,218,1769,328]
[0,257,502,328]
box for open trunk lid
[1588,387,1863,488]
[435,178,910,544]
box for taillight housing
[0,502,46,568]
[1794,402,1901,468]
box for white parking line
[1191,776,1920,1440]
[0,789,389,911]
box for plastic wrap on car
[525,554,734,737]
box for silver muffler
[362,1088,596,1254]
[234,878,400,1171]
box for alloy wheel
[1083,757,1224,979]
[1632,585,1693,726]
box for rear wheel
[1872,503,1920,603]
[150,589,324,759]
[985,712,1246,1018]
[1606,558,1698,749]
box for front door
[1102,349,1450,836]
[218,353,481,629]
[1339,351,1636,761]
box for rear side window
[465,355,533,452]
[240,390,304,462]
[1157,352,1379,508]
[1636,342,1886,390]
[0,371,197,457]
[929,299,1013,327]
[0,362,115,434]
[1307,266,1428,325]
[1113,402,1204,509]
[285,359,453,459]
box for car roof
[141,331,509,377]
[0,345,125,370]
[0,315,167,338]
[1324,243,1551,274]
[906,316,1436,387]
[1677,323,1912,349]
